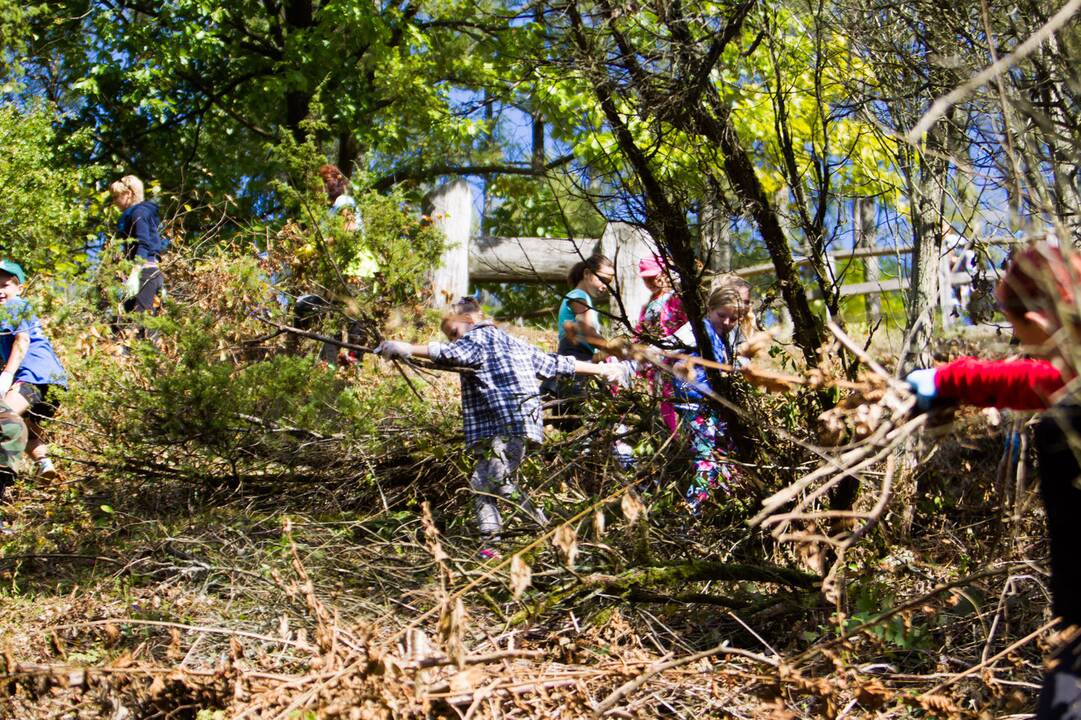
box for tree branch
[371,155,574,190]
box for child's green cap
[0,260,25,285]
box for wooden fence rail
[427,181,1021,329]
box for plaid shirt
[428,324,576,446]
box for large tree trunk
[903,163,943,371]
[697,102,824,365]
[284,0,314,142]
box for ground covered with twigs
[0,254,1058,719]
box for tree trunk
[697,102,823,365]
[532,115,545,172]
[336,130,359,176]
[700,192,732,273]
[901,21,957,372]
[284,0,314,142]
[904,174,942,371]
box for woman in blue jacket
[110,175,165,315]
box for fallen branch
[433,677,582,705]
[580,560,819,590]
[255,314,472,375]
[51,618,315,651]
[623,588,754,608]
[507,561,817,626]
[0,553,122,566]
[592,642,779,716]
[234,412,344,440]
[255,314,374,354]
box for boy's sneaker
[36,458,58,480]
[477,532,502,561]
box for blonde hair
[707,273,755,337]
[110,175,145,204]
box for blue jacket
[672,319,738,402]
[118,201,165,261]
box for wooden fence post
[855,197,881,325]
[469,236,598,282]
[600,222,653,328]
[428,180,474,307]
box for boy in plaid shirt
[376,311,621,552]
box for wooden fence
[427,181,1015,329]
[428,181,653,322]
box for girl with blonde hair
[668,274,756,513]
[110,174,166,316]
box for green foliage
[0,104,100,277]
[195,711,227,720]
[266,127,445,306]
[480,281,562,327]
[843,580,935,654]
[0,1,41,81]
[357,191,445,305]
[64,250,451,496]
[485,175,607,239]
[10,0,519,210]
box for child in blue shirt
[546,254,615,431]
[0,260,68,482]
[556,254,614,360]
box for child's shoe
[477,532,502,561]
[35,458,58,480]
